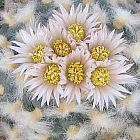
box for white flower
[10,24,51,75]
[113,7,140,30]
[61,47,94,104]
[87,26,127,62]
[45,21,75,58]
[87,60,136,110]
[52,4,99,44]
[24,57,66,106]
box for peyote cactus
[0,0,140,140]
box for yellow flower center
[68,24,85,41]
[91,45,110,61]
[32,44,45,63]
[91,67,110,86]
[67,62,84,84]
[53,40,72,57]
[44,64,60,84]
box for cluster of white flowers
[10,4,136,111]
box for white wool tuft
[42,0,53,4]
[44,101,89,118]
[91,4,108,24]
[65,124,90,140]
[0,85,4,96]
[0,48,17,71]
[87,109,113,132]
[117,90,140,115]
[127,126,140,139]
[1,12,15,26]
[107,0,133,6]
[0,35,9,48]
[0,101,22,119]
[83,0,95,4]
[0,104,51,139]
[14,2,35,24]
[113,7,140,30]
[125,42,140,64]
[0,122,19,140]
[54,0,72,10]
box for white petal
[63,84,73,97]
[108,93,116,107]
[95,87,100,106]
[10,46,26,53]
[32,92,39,100]
[99,87,109,109]
[13,64,28,75]
[86,91,93,100]
[19,29,33,44]
[75,87,81,104]
[40,87,48,106]
[24,78,43,87]
[53,88,60,106]
[111,74,134,80]
[109,83,131,94]
[105,85,126,99]
[111,55,128,62]
[12,58,31,64]
[12,41,27,48]
[37,84,47,101]
[46,86,53,105]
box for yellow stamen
[91,67,110,86]
[44,64,60,84]
[91,45,110,61]
[53,39,72,57]
[68,24,85,41]
[67,62,84,84]
[32,44,45,63]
